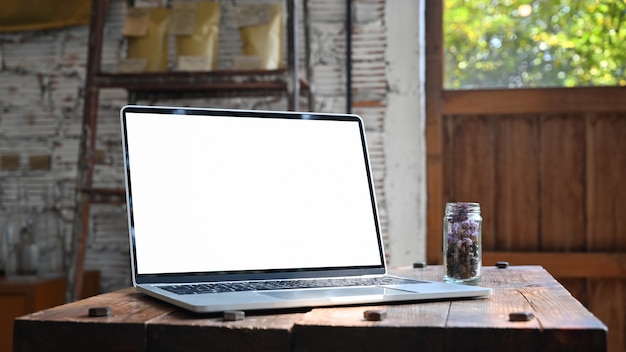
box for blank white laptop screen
[124,112,383,275]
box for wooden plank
[585,113,597,253]
[445,287,543,351]
[292,304,448,351]
[586,114,626,251]
[483,252,626,278]
[518,285,607,351]
[425,0,444,265]
[286,268,442,350]
[436,112,457,264]
[559,278,588,306]
[495,115,539,251]
[14,288,173,352]
[444,115,497,251]
[148,310,302,352]
[586,279,625,352]
[584,113,626,352]
[477,265,564,289]
[540,115,586,251]
[80,270,102,299]
[426,152,444,264]
[442,87,626,115]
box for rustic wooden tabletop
[14,265,607,352]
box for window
[444,0,626,89]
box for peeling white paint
[383,0,426,265]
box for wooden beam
[442,87,626,115]
[425,0,445,264]
[483,251,626,279]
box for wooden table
[13,266,607,352]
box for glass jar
[443,202,482,284]
[33,209,65,277]
[4,213,39,279]
[2,185,47,279]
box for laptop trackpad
[262,286,403,301]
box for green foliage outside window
[444,0,626,89]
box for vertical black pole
[287,0,299,111]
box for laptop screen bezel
[120,105,387,285]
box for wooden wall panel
[440,111,626,352]
[495,116,540,251]
[423,2,626,348]
[559,278,588,305]
[443,115,496,251]
[442,112,625,254]
[587,279,626,352]
[586,114,626,251]
[540,115,586,251]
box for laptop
[120,105,492,313]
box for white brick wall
[0,0,426,293]
[0,26,87,281]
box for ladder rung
[81,188,126,204]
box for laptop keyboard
[159,276,425,295]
